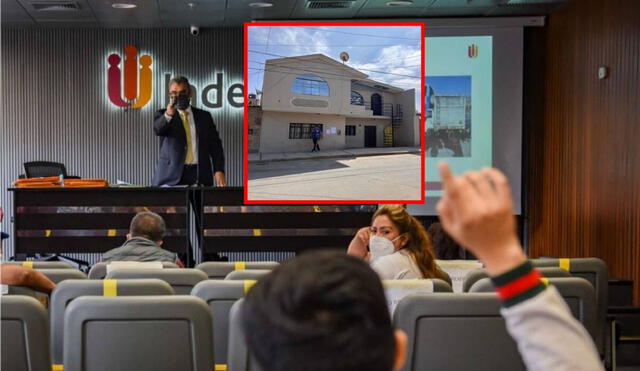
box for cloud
[348,44,422,91]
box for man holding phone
[152,76,226,187]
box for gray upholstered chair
[394,293,526,371]
[105,268,207,294]
[225,269,271,281]
[530,258,608,355]
[35,268,87,283]
[191,280,257,368]
[1,296,52,371]
[469,276,597,340]
[3,261,75,269]
[63,296,213,371]
[435,259,483,292]
[462,266,571,293]
[50,279,175,368]
[383,278,453,315]
[196,261,279,279]
[88,261,179,279]
[227,299,262,371]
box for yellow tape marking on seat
[540,277,549,286]
[103,280,117,297]
[214,364,227,371]
[559,258,570,271]
[45,229,52,237]
[220,206,224,213]
[107,229,116,237]
[252,229,262,237]
[22,261,34,269]
[235,261,246,271]
[244,280,257,294]
[52,364,64,370]
[313,205,321,213]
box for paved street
[247,153,422,201]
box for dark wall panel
[0,27,244,258]
[526,0,640,304]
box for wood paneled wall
[526,0,640,304]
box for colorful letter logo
[468,44,478,58]
[107,45,152,108]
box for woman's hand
[347,226,371,260]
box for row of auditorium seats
[2,260,282,280]
[2,257,608,371]
[4,275,599,371]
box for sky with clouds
[247,25,422,110]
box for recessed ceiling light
[386,0,413,6]
[112,3,137,9]
[248,2,274,8]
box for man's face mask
[176,95,190,110]
[369,234,403,262]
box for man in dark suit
[152,76,226,187]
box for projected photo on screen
[424,36,492,195]
[400,22,523,216]
[425,75,472,158]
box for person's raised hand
[436,163,525,275]
[347,226,372,260]
[166,97,176,116]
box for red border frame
[243,21,425,205]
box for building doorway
[365,126,377,147]
[371,93,382,116]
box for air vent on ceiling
[29,1,81,11]
[307,0,356,9]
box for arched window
[350,91,364,105]
[291,74,329,96]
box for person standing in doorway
[311,126,321,152]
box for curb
[248,150,421,164]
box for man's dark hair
[242,250,396,371]
[129,212,165,242]
[169,76,190,91]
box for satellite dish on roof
[339,52,349,63]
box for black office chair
[23,161,79,179]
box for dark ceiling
[1,0,568,27]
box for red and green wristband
[491,260,546,308]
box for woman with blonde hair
[347,204,450,282]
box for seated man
[101,211,183,267]
[241,163,603,371]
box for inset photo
[425,75,472,158]
[244,22,424,203]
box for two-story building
[255,54,418,154]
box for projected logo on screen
[107,45,153,109]
[468,44,478,58]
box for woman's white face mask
[369,235,403,262]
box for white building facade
[256,54,418,154]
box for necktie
[180,111,194,164]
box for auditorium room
[1,0,638,370]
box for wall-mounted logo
[468,44,478,58]
[107,45,152,108]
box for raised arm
[153,109,174,137]
[436,163,603,371]
[347,227,371,260]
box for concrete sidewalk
[248,146,421,163]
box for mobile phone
[170,96,177,107]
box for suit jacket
[152,106,225,186]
